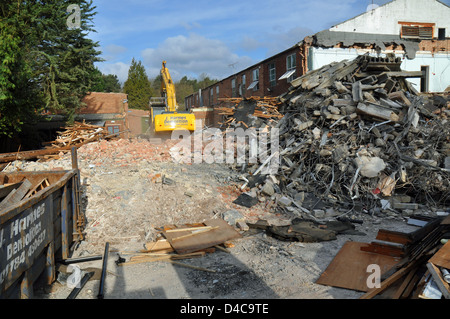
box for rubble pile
[235,53,449,219]
[216,96,283,129]
[49,121,115,149]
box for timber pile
[115,219,241,272]
[316,214,450,299]
[216,96,283,129]
[47,121,112,149]
[233,53,449,219]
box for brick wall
[128,109,150,136]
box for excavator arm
[160,61,177,112]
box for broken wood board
[426,262,450,299]
[316,241,401,292]
[25,178,50,198]
[0,179,32,211]
[360,240,406,258]
[143,239,174,253]
[356,102,399,122]
[428,240,450,269]
[163,219,242,254]
[0,182,23,199]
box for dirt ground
[7,137,425,300]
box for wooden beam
[426,262,450,299]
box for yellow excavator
[149,61,196,133]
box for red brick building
[185,44,304,127]
[80,92,129,137]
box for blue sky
[88,0,450,83]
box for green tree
[89,67,106,92]
[0,0,102,137]
[102,74,121,92]
[89,70,121,93]
[123,58,153,110]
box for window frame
[268,63,276,87]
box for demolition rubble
[221,53,449,220]
[1,54,449,299]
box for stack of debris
[216,97,283,129]
[46,121,113,149]
[234,53,449,219]
[317,214,450,299]
[115,218,241,272]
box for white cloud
[105,44,127,55]
[97,62,130,83]
[141,33,254,81]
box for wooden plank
[25,178,50,198]
[172,226,219,241]
[163,219,242,254]
[360,258,421,299]
[356,102,399,122]
[426,262,450,299]
[0,182,23,199]
[360,241,406,258]
[375,229,412,245]
[143,239,174,253]
[165,226,214,233]
[428,241,450,269]
[391,266,419,299]
[0,179,32,211]
[316,242,401,292]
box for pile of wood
[231,53,449,218]
[0,121,119,163]
[46,121,112,149]
[316,214,450,299]
[115,219,241,272]
[216,96,283,129]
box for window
[248,69,259,91]
[279,54,296,82]
[399,22,434,39]
[210,88,214,105]
[438,28,446,40]
[216,85,219,97]
[231,78,237,97]
[107,125,120,135]
[240,74,246,96]
[268,63,276,87]
[420,66,429,93]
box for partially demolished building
[186,0,450,127]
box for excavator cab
[149,61,196,133]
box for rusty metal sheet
[163,219,242,254]
[316,241,401,292]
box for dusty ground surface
[6,137,428,300]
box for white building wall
[309,47,450,92]
[329,0,450,38]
